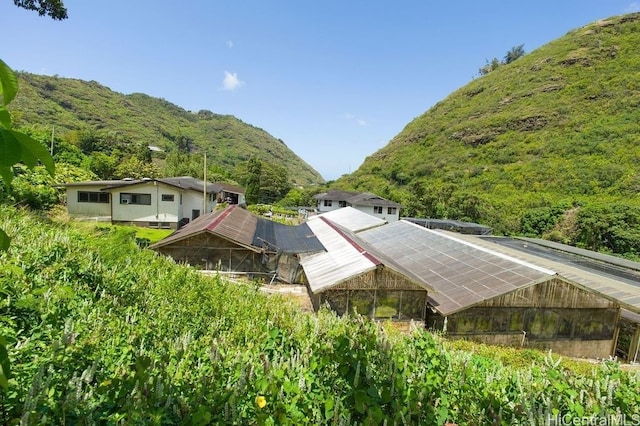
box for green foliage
[0,207,638,424]
[341,13,640,255]
[12,0,68,20]
[238,157,292,204]
[12,73,325,186]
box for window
[324,200,332,207]
[78,191,109,203]
[120,193,151,205]
[338,201,347,207]
[192,209,200,220]
[387,207,397,215]
[373,206,383,214]
[161,194,174,202]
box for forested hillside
[339,13,640,256]
[10,72,324,187]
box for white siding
[66,185,112,217]
[111,182,181,224]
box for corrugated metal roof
[300,217,380,293]
[150,205,258,250]
[311,207,387,233]
[468,235,640,315]
[150,206,324,255]
[357,221,555,315]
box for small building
[150,205,324,281]
[357,221,623,359]
[61,177,245,229]
[299,214,432,326]
[314,190,403,222]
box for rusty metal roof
[150,205,323,254]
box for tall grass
[0,206,638,424]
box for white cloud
[222,71,244,91]
[625,2,640,12]
[226,40,234,48]
[343,112,369,126]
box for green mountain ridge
[340,13,640,237]
[11,72,325,186]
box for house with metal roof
[150,205,324,282]
[314,190,403,222]
[357,220,623,359]
[61,177,245,229]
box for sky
[2,1,639,181]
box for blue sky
[2,1,639,181]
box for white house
[314,190,403,222]
[62,176,245,229]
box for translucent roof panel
[300,217,379,293]
[310,207,387,233]
[357,221,555,315]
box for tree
[12,0,68,20]
[0,59,55,249]
[504,44,525,64]
[244,156,262,204]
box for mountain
[339,13,640,236]
[10,72,325,186]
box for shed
[299,216,432,324]
[357,221,622,359]
[150,205,324,281]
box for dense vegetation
[11,72,324,187]
[0,207,638,424]
[339,13,640,257]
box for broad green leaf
[0,59,18,106]
[12,130,55,176]
[0,107,11,128]
[0,129,22,167]
[0,336,10,391]
[0,229,10,251]
[0,165,13,185]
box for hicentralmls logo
[547,413,640,425]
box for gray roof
[314,190,402,208]
[469,235,640,315]
[61,177,221,194]
[357,220,556,315]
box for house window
[77,191,109,203]
[324,200,332,207]
[373,206,383,214]
[161,194,174,202]
[192,209,200,220]
[339,201,347,207]
[120,193,151,205]
[387,207,397,215]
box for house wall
[352,205,399,222]
[111,182,182,225]
[66,185,112,217]
[427,279,620,358]
[182,190,216,222]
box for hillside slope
[340,13,640,234]
[11,73,325,186]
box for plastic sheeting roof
[357,221,556,315]
[469,236,640,315]
[299,217,380,293]
[310,207,387,233]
